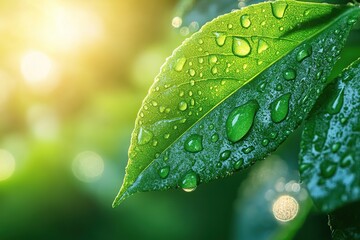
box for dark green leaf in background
[113,1,360,206]
[300,58,360,212]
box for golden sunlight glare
[72,151,104,183]
[272,195,299,222]
[21,50,53,84]
[0,149,16,181]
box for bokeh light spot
[72,151,104,183]
[21,50,53,84]
[272,195,299,222]
[172,16,182,28]
[0,149,16,181]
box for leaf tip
[112,189,130,208]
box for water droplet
[327,87,344,114]
[232,37,251,57]
[347,17,357,25]
[270,93,291,123]
[213,32,227,46]
[151,101,158,107]
[216,162,222,168]
[180,171,199,192]
[164,133,170,139]
[315,70,323,80]
[158,166,170,179]
[275,84,283,91]
[174,57,187,71]
[242,146,254,154]
[220,150,231,161]
[211,66,218,74]
[240,14,251,28]
[296,44,312,62]
[271,1,288,19]
[178,101,188,111]
[331,143,341,153]
[320,161,337,178]
[269,132,278,139]
[226,100,259,143]
[258,82,266,92]
[299,163,311,174]
[137,127,153,145]
[227,23,233,29]
[262,139,269,146]
[152,140,158,147]
[209,55,218,64]
[211,133,219,143]
[198,58,204,64]
[340,154,352,168]
[283,68,296,80]
[189,69,196,77]
[234,159,244,170]
[190,80,195,86]
[184,134,203,153]
[159,106,165,113]
[257,39,269,53]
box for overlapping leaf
[299,58,360,212]
[114,1,360,206]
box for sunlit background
[0,0,359,239]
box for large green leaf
[113,1,360,206]
[299,58,360,212]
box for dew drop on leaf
[299,163,312,174]
[178,101,188,111]
[211,133,219,143]
[261,139,269,146]
[296,44,312,62]
[331,142,341,153]
[137,127,153,145]
[220,150,231,161]
[226,100,259,143]
[174,57,187,72]
[213,32,227,47]
[257,39,269,54]
[271,1,288,19]
[283,68,296,80]
[340,154,353,168]
[242,146,254,154]
[326,87,344,114]
[180,171,199,192]
[189,69,196,77]
[158,166,170,179]
[232,37,251,57]
[320,161,337,178]
[270,93,291,123]
[184,134,203,153]
[233,159,244,170]
[240,14,251,28]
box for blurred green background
[0,0,359,239]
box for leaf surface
[114,1,360,206]
[299,58,360,212]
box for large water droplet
[158,166,170,179]
[220,150,231,161]
[226,100,259,143]
[180,171,199,192]
[178,101,188,111]
[174,57,187,71]
[240,14,251,28]
[296,44,312,62]
[270,93,291,123]
[257,39,269,54]
[184,134,203,153]
[283,69,296,80]
[213,32,227,46]
[232,37,251,57]
[271,1,288,19]
[327,87,344,114]
[320,161,337,178]
[137,127,153,145]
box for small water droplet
[220,150,231,161]
[347,17,357,25]
[232,37,251,57]
[262,139,269,146]
[242,146,254,154]
[137,127,153,145]
[190,80,195,86]
[275,84,283,91]
[174,57,187,71]
[198,58,204,64]
[340,154,353,168]
[216,162,222,168]
[213,32,227,46]
[184,134,203,153]
[240,14,251,28]
[269,132,278,139]
[257,39,269,53]
[158,166,170,179]
[159,106,165,113]
[189,69,196,77]
[233,159,244,170]
[320,161,337,178]
[258,82,267,92]
[152,140,158,147]
[211,66,218,74]
[331,143,341,153]
[327,87,344,114]
[180,171,199,192]
[270,93,291,123]
[299,163,311,174]
[151,101,158,107]
[283,68,296,80]
[211,133,219,143]
[226,100,259,143]
[271,1,288,19]
[164,133,170,139]
[315,70,323,80]
[178,101,188,111]
[227,23,233,29]
[296,44,312,62]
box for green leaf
[113,1,360,206]
[299,58,360,212]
